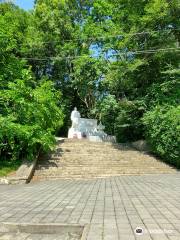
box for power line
[22,29,180,46]
[118,47,180,54]
[20,47,180,61]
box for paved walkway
[0,174,180,240]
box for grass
[0,159,22,177]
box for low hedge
[143,105,180,168]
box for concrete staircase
[32,138,177,181]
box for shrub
[97,96,146,142]
[97,95,119,135]
[143,106,180,168]
[0,75,64,161]
[114,100,146,142]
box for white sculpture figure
[70,107,81,129]
[68,107,82,139]
[68,108,116,142]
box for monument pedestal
[68,128,83,139]
[68,108,116,143]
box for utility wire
[21,29,180,46]
[20,47,180,61]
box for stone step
[36,166,173,172]
[35,169,174,174]
[35,162,173,169]
[35,165,175,170]
[55,141,130,147]
[37,161,170,168]
[36,172,175,178]
[32,138,177,181]
[45,156,164,161]
[59,158,156,161]
[36,160,174,167]
[33,170,175,179]
[55,144,130,149]
[52,151,132,156]
[32,174,146,181]
[34,167,175,175]
[45,154,158,159]
[50,154,150,159]
[48,157,151,161]
[58,143,121,148]
[56,139,120,145]
[36,158,172,164]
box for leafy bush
[97,96,146,142]
[97,95,119,135]
[114,100,146,142]
[143,106,180,168]
[145,79,180,108]
[0,73,64,161]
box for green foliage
[0,2,64,163]
[114,100,146,142]
[99,0,180,153]
[96,95,119,135]
[143,106,180,168]
[71,56,105,112]
[0,3,30,86]
[0,159,21,177]
[96,96,146,142]
[0,77,64,161]
[145,78,180,107]
[0,0,179,168]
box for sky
[15,0,34,10]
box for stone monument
[68,107,116,142]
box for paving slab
[0,232,81,240]
[0,223,86,240]
[0,174,180,239]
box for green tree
[0,3,64,162]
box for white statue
[71,107,81,129]
[68,107,116,142]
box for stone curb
[0,157,38,185]
[131,140,151,153]
[0,222,90,240]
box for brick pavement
[0,174,180,240]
